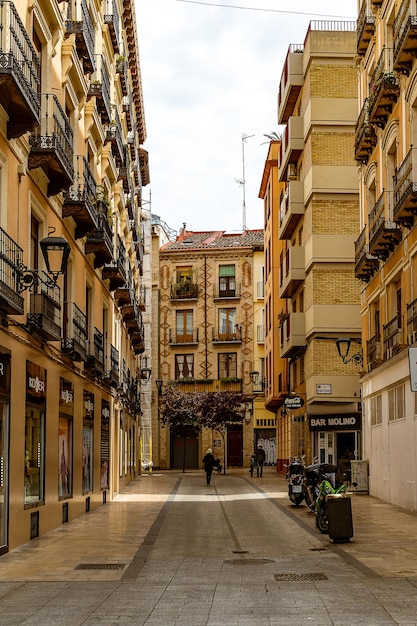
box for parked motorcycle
[285,457,305,507]
[314,467,346,533]
[303,462,336,513]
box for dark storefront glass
[25,362,46,504]
[59,378,73,499]
[100,400,110,490]
[0,348,10,553]
[82,391,94,493]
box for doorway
[227,425,243,466]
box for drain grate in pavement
[274,573,328,581]
[225,558,274,565]
[75,563,126,570]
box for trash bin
[326,494,353,543]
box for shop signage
[0,349,10,397]
[284,395,304,410]
[26,362,46,399]
[309,413,361,431]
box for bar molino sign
[309,413,361,431]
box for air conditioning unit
[287,163,297,180]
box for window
[25,362,46,504]
[176,310,193,342]
[176,266,192,285]
[371,394,382,426]
[219,265,236,296]
[218,308,237,339]
[175,355,194,379]
[218,353,237,378]
[388,384,405,421]
[58,378,73,499]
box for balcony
[0,0,40,139]
[102,235,126,291]
[393,147,417,227]
[279,246,305,299]
[116,57,128,95]
[87,55,111,124]
[139,148,150,187]
[213,283,241,300]
[366,334,382,372]
[277,44,304,124]
[383,314,405,359]
[26,274,61,342]
[114,271,133,307]
[105,108,124,166]
[279,180,304,239]
[393,0,417,76]
[212,326,242,344]
[170,282,199,301]
[280,312,306,358]
[86,327,104,377]
[65,0,95,74]
[407,297,417,344]
[354,226,379,282]
[368,49,400,130]
[103,0,120,54]
[61,301,87,362]
[368,191,401,260]
[85,210,113,268]
[138,286,146,311]
[104,344,119,388]
[63,155,97,239]
[0,227,24,315]
[169,328,199,345]
[122,94,133,130]
[357,1,375,56]
[278,116,304,182]
[174,378,242,393]
[28,94,74,197]
[354,98,377,164]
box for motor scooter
[303,462,337,513]
[285,457,305,507]
[314,467,346,533]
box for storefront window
[25,362,46,504]
[82,391,94,493]
[0,349,10,553]
[100,400,110,490]
[59,378,73,499]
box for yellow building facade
[153,226,264,470]
[355,0,417,509]
[274,22,362,471]
[0,0,149,552]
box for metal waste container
[326,494,353,543]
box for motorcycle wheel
[304,487,316,512]
[317,509,329,534]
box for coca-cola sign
[284,395,305,410]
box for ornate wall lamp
[336,338,363,367]
[18,232,71,291]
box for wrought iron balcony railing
[63,155,97,238]
[169,328,199,344]
[86,327,104,376]
[65,0,95,74]
[103,0,120,53]
[61,301,87,362]
[0,0,40,138]
[27,272,61,341]
[87,55,111,124]
[0,226,24,315]
[28,93,74,196]
[393,147,417,227]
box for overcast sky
[136,0,357,236]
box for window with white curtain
[175,354,194,379]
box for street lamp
[19,231,71,291]
[336,338,363,367]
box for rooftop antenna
[235,133,254,231]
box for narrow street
[0,469,417,625]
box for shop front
[308,413,362,478]
[0,348,10,554]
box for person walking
[202,448,216,486]
[255,444,266,477]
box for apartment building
[153,225,264,469]
[275,21,362,471]
[0,0,149,552]
[355,0,417,509]
[258,140,289,470]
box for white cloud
[136,0,357,235]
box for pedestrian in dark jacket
[202,448,216,485]
[255,445,266,477]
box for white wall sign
[316,384,332,394]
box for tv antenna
[235,133,254,231]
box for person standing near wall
[255,444,266,477]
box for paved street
[0,468,417,625]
